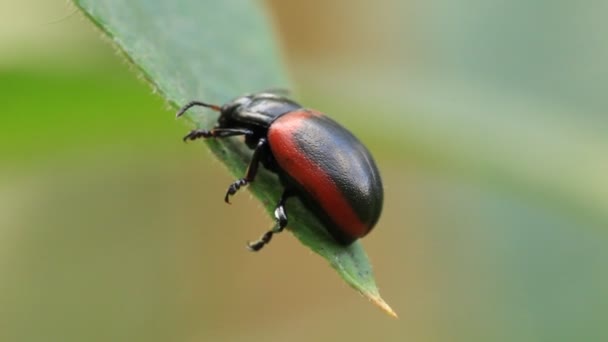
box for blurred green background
[1,0,607,341]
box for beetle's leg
[183,128,254,142]
[248,189,293,252]
[224,138,267,204]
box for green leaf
[74,0,396,317]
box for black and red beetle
[177,92,383,251]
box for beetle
[176,92,383,251]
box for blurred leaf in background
[1,0,607,341]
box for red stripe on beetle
[268,110,369,239]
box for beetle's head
[176,91,299,129]
[216,94,255,127]
[218,92,299,128]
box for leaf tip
[367,293,398,318]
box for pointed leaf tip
[368,293,398,318]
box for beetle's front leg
[183,128,253,142]
[224,138,267,204]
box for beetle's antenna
[176,101,222,118]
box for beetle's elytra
[177,92,383,251]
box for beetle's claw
[224,179,247,204]
[247,241,264,252]
[246,230,273,252]
[183,129,211,142]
